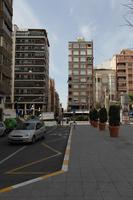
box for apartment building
[115,49,133,98]
[13,25,49,115]
[68,38,93,111]
[0,0,13,118]
[48,78,55,113]
[94,68,116,107]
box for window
[73,92,79,96]
[73,50,79,55]
[80,98,86,103]
[80,44,86,48]
[73,44,79,48]
[80,92,86,96]
[80,78,86,82]
[80,57,86,62]
[80,64,86,68]
[87,49,92,55]
[80,50,86,55]
[73,57,79,62]
[73,70,79,75]
[73,64,79,68]
[80,69,86,75]
[80,85,86,89]
[87,69,92,75]
[73,85,79,89]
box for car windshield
[15,123,35,130]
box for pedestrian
[73,119,76,129]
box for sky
[13,0,133,109]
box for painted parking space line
[41,143,62,154]
[0,127,72,193]
[6,153,62,175]
[0,146,26,165]
[0,170,64,193]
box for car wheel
[32,136,36,144]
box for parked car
[0,122,7,136]
[8,119,46,144]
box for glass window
[80,98,86,103]
[80,64,86,68]
[80,78,86,82]
[73,85,79,89]
[73,92,79,96]
[73,44,79,48]
[73,57,79,62]
[73,70,79,75]
[80,85,86,88]
[80,92,86,95]
[80,57,86,62]
[80,44,86,48]
[69,43,72,48]
[73,64,79,68]
[80,50,86,55]
[80,69,86,75]
[87,69,92,75]
[73,50,79,55]
[87,49,92,55]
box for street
[0,126,70,190]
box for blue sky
[13,0,133,109]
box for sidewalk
[1,124,133,199]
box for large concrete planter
[93,121,98,128]
[109,126,120,137]
[99,122,106,131]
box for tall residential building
[68,37,93,111]
[48,78,55,113]
[115,49,133,98]
[0,0,13,118]
[94,68,116,107]
[12,25,50,115]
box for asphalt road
[0,126,70,190]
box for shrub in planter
[108,105,120,137]
[89,108,94,125]
[92,108,99,127]
[98,107,107,131]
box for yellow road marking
[41,143,62,154]
[41,170,64,179]
[6,153,61,174]
[63,160,69,165]
[0,187,12,193]
[6,143,62,175]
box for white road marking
[0,146,26,165]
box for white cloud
[79,23,97,40]
[13,0,42,28]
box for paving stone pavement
[1,124,133,200]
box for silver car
[8,119,46,144]
[0,122,6,136]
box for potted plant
[99,106,107,131]
[108,105,120,137]
[89,107,94,126]
[92,108,99,128]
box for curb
[61,126,73,171]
